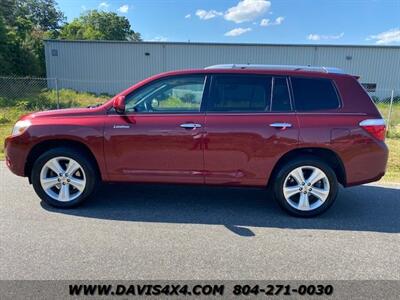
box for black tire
[273,156,338,217]
[31,147,98,208]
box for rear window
[291,77,340,111]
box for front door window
[125,75,206,113]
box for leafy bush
[0,88,110,110]
[181,93,196,103]
[0,115,10,124]
[159,96,199,108]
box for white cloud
[368,28,400,45]
[224,0,271,23]
[260,16,284,27]
[260,18,270,26]
[224,27,252,37]
[195,9,223,20]
[307,34,320,41]
[98,2,109,10]
[307,34,321,41]
[148,36,168,42]
[275,16,284,25]
[307,32,344,41]
[185,14,191,19]
[117,4,129,13]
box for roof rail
[204,64,345,74]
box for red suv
[4,65,388,217]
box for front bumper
[4,135,30,177]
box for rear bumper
[4,135,30,177]
[344,140,388,187]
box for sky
[57,0,400,45]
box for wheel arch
[267,147,346,187]
[25,139,102,182]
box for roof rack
[204,64,345,74]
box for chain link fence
[0,76,399,138]
[0,76,125,111]
[0,76,128,129]
[368,89,400,138]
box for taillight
[359,119,386,141]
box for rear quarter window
[291,77,340,111]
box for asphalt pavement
[1,162,399,280]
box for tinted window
[271,77,291,111]
[125,75,205,113]
[291,77,340,111]
[208,75,272,112]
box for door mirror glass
[113,95,126,113]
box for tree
[15,0,64,31]
[60,10,142,41]
[0,0,64,76]
[0,3,142,76]
[127,32,142,42]
[0,0,16,25]
[0,17,14,75]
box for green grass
[375,98,400,182]
[158,96,200,109]
[0,123,13,157]
[381,138,400,183]
[0,89,109,122]
[376,102,400,139]
[0,94,399,183]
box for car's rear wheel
[273,157,338,217]
[31,147,98,208]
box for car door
[204,74,299,186]
[104,74,206,184]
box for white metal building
[44,40,400,97]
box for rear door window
[207,75,292,112]
[207,75,272,112]
[291,77,340,111]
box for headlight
[11,120,31,136]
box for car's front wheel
[273,157,338,217]
[31,147,98,208]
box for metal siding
[44,41,400,95]
[164,44,315,70]
[315,46,400,90]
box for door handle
[180,123,202,129]
[269,122,292,129]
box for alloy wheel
[39,156,86,202]
[283,165,330,211]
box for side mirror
[113,95,126,113]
